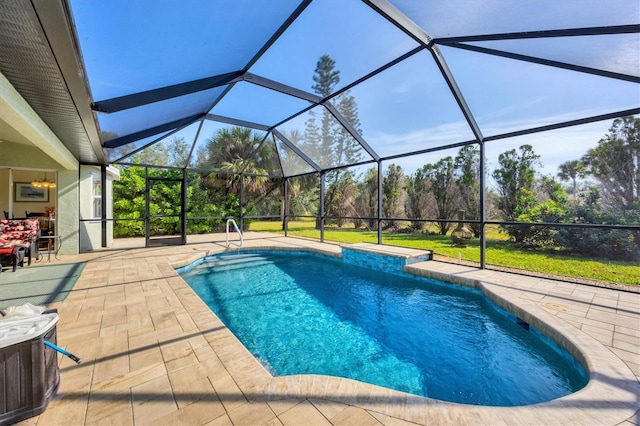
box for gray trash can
[0,308,60,425]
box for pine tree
[306,55,364,226]
[311,54,340,166]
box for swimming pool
[178,250,588,406]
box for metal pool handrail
[225,218,243,248]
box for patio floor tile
[8,233,639,426]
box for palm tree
[557,160,586,201]
[220,157,268,195]
[201,127,273,193]
[202,127,263,170]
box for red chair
[0,245,24,272]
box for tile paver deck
[7,232,639,425]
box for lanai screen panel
[272,135,318,177]
[249,0,419,95]
[465,35,640,79]
[276,105,374,170]
[68,0,304,100]
[440,46,640,137]
[97,87,226,143]
[189,120,232,169]
[193,125,269,170]
[389,0,638,38]
[251,136,285,178]
[105,131,173,163]
[482,120,617,182]
[211,82,312,128]
[342,50,476,159]
[124,121,203,168]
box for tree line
[339,116,638,260]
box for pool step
[201,254,274,272]
[210,259,274,272]
[205,254,266,266]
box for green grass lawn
[249,219,640,285]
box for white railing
[225,218,243,248]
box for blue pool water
[178,251,588,406]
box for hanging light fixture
[31,176,44,187]
[31,172,56,188]
[48,171,56,188]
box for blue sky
[70,0,639,176]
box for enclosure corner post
[283,177,288,237]
[182,168,187,244]
[144,166,150,248]
[239,172,244,231]
[479,140,486,269]
[377,160,383,245]
[320,172,325,243]
[101,165,107,248]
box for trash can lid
[0,310,59,349]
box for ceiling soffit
[0,0,103,164]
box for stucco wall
[79,165,117,252]
[0,141,60,169]
[56,169,79,255]
[0,169,8,216]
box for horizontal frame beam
[433,24,640,44]
[484,107,640,143]
[381,139,478,162]
[243,72,321,103]
[103,113,204,148]
[241,0,312,72]
[442,43,640,83]
[111,119,197,164]
[93,71,243,113]
[205,114,271,132]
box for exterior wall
[79,165,117,252]
[0,141,61,169]
[0,169,8,216]
[57,169,79,255]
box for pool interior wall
[177,249,589,406]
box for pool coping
[170,243,640,425]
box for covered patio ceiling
[0,0,638,174]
